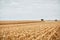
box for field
[0,21,60,40]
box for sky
[0,0,60,20]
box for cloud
[0,0,60,20]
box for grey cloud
[0,0,60,20]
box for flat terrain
[0,21,60,40]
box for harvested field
[0,21,60,40]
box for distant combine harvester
[55,19,58,21]
[41,19,44,21]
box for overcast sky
[0,0,60,20]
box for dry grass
[0,21,60,40]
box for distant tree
[41,19,44,21]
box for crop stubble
[0,21,60,40]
